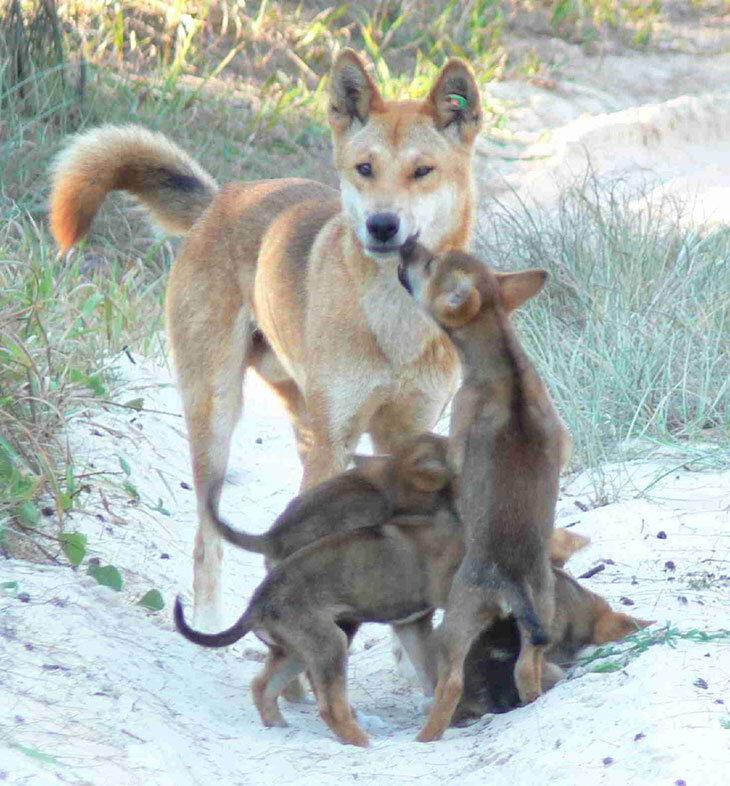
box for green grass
[578,624,730,673]
[479,178,730,504]
[1,1,728,559]
[0,213,169,555]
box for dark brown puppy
[399,240,567,741]
[453,566,653,724]
[212,432,458,703]
[175,508,465,747]
[211,433,458,566]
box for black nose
[366,213,399,243]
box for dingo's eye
[425,256,434,273]
[356,163,373,177]
[414,165,434,179]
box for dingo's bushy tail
[50,124,218,251]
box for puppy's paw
[282,676,315,704]
[262,715,289,729]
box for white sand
[2,47,730,786]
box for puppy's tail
[506,579,550,647]
[207,497,269,556]
[174,596,252,648]
[50,124,219,252]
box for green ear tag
[446,93,468,111]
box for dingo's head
[329,49,482,261]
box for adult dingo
[50,49,483,630]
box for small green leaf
[80,292,104,317]
[9,742,60,764]
[65,464,77,497]
[124,398,145,411]
[60,532,87,566]
[16,500,41,527]
[1,580,19,595]
[87,564,123,592]
[149,498,171,516]
[86,372,108,397]
[590,660,623,673]
[123,481,140,501]
[118,455,131,476]
[138,589,164,611]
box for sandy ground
[3,45,730,786]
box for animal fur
[49,50,483,633]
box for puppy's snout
[397,261,412,293]
[366,213,400,243]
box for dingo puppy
[175,505,589,746]
[398,240,566,741]
[210,430,579,699]
[454,564,653,723]
[49,50,483,631]
[175,509,464,747]
[213,433,457,567]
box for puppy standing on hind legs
[398,240,568,741]
[48,49,483,634]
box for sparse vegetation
[577,624,730,673]
[479,180,730,503]
[1,1,729,559]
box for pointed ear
[433,274,481,328]
[594,612,654,644]
[427,59,482,145]
[329,49,384,133]
[550,529,591,568]
[496,269,548,312]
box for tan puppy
[398,240,566,741]
[49,50,483,632]
[454,564,653,723]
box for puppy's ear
[496,269,548,312]
[352,454,390,486]
[329,49,384,133]
[427,59,482,145]
[434,273,482,328]
[594,612,654,644]
[550,529,591,568]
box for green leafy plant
[60,532,87,567]
[138,589,165,611]
[579,624,730,672]
[87,560,123,591]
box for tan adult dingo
[50,50,483,631]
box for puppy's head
[398,237,548,331]
[393,433,454,493]
[593,610,654,645]
[353,433,455,510]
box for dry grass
[1,0,727,555]
[478,179,730,504]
